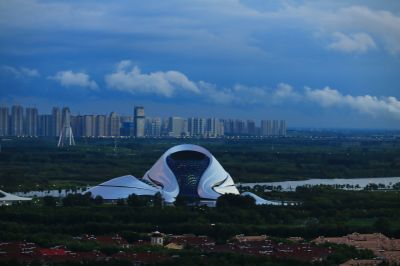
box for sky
[0,0,400,129]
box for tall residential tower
[134,106,145,137]
[52,107,61,137]
[11,105,24,136]
[0,106,9,136]
[25,107,38,137]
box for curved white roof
[143,144,239,202]
[85,144,240,202]
[85,175,160,200]
[0,190,32,201]
[241,192,281,205]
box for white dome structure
[86,144,239,202]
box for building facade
[38,114,52,136]
[134,106,145,137]
[25,107,38,137]
[52,107,61,137]
[109,112,120,137]
[0,106,9,136]
[87,144,240,203]
[168,117,188,138]
[11,105,24,136]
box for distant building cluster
[0,105,287,138]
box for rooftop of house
[73,234,129,246]
[339,259,383,266]
[233,234,268,243]
[168,234,215,246]
[313,232,400,264]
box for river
[238,177,400,191]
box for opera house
[87,144,278,205]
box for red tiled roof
[39,248,67,256]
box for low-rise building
[313,232,400,265]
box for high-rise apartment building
[223,119,234,135]
[279,120,286,136]
[11,105,24,136]
[272,120,279,136]
[25,107,38,136]
[71,115,82,137]
[246,120,256,136]
[161,118,170,136]
[120,115,133,123]
[0,106,9,136]
[206,118,224,137]
[261,119,286,136]
[52,107,61,137]
[168,117,187,138]
[188,117,206,137]
[134,106,145,137]
[95,115,107,137]
[145,117,161,137]
[120,122,134,136]
[234,119,246,135]
[38,114,52,136]
[261,120,272,136]
[109,112,120,137]
[83,115,95,137]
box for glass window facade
[166,151,210,198]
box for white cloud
[1,1,399,56]
[105,60,199,97]
[282,4,400,54]
[106,61,278,104]
[48,70,98,90]
[327,32,376,53]
[198,81,235,104]
[338,6,400,54]
[305,87,343,107]
[117,60,132,71]
[20,67,40,77]
[273,83,300,100]
[1,65,40,78]
[200,82,298,105]
[202,81,400,120]
[305,86,400,118]
[104,61,400,120]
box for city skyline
[0,1,399,129]
[0,104,287,138]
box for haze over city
[1,1,399,129]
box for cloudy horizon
[1,0,399,129]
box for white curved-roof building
[142,144,239,202]
[87,144,239,202]
[0,190,32,206]
[241,192,281,205]
[86,175,160,200]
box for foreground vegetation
[1,187,395,265]
[1,135,399,265]
[1,187,400,244]
[1,136,400,191]
[0,248,376,266]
